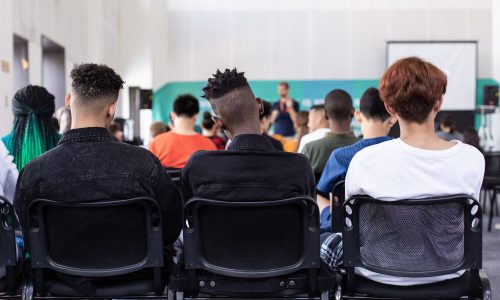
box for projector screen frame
[385,40,478,111]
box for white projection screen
[387,42,477,110]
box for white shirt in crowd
[0,142,18,202]
[298,128,330,153]
[345,138,485,286]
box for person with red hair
[320,57,484,286]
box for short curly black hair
[202,68,249,99]
[70,63,124,100]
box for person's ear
[170,112,176,123]
[107,101,117,120]
[65,93,71,110]
[385,115,398,128]
[384,102,397,118]
[192,113,198,121]
[324,109,329,120]
[354,111,363,124]
[256,97,264,116]
[434,95,444,112]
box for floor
[483,214,500,298]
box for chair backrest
[0,196,17,269]
[484,152,500,178]
[331,180,345,233]
[165,167,181,189]
[183,197,320,278]
[342,194,481,278]
[28,197,164,277]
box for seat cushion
[349,271,471,299]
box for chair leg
[480,271,492,300]
[176,291,184,300]
[489,191,495,232]
[321,290,329,300]
[168,289,175,300]
[21,278,34,300]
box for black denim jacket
[14,127,183,258]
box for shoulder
[351,139,398,162]
[457,142,484,163]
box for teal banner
[153,78,498,130]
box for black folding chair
[0,196,20,298]
[25,198,165,299]
[340,194,491,299]
[165,168,182,190]
[330,181,345,233]
[482,152,500,231]
[171,197,334,300]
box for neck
[399,117,450,150]
[230,123,262,139]
[71,116,108,129]
[329,120,351,134]
[362,122,389,139]
[173,118,197,135]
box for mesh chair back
[343,195,481,278]
[184,197,320,278]
[0,197,16,269]
[28,198,164,277]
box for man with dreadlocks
[1,85,60,170]
[181,68,316,202]
[14,63,182,294]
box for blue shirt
[272,100,299,137]
[317,136,392,193]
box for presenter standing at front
[271,82,299,137]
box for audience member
[436,114,463,141]
[259,99,284,151]
[149,95,216,168]
[297,105,329,152]
[301,89,358,181]
[14,63,183,290]
[182,68,315,202]
[0,142,18,201]
[283,111,309,152]
[56,106,72,134]
[149,121,168,143]
[109,122,124,142]
[270,82,299,137]
[2,85,60,170]
[316,88,396,218]
[201,111,227,150]
[463,127,482,152]
[320,57,484,286]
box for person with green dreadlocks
[1,85,60,170]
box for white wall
[0,0,14,135]
[490,0,500,150]
[164,0,492,82]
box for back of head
[70,63,124,118]
[202,68,258,136]
[463,128,481,151]
[201,111,215,130]
[324,89,353,122]
[379,56,447,124]
[173,94,199,118]
[296,111,309,128]
[440,114,455,133]
[359,88,390,121]
[149,121,167,138]
[8,85,59,169]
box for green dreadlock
[4,85,59,170]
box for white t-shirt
[345,138,485,286]
[298,128,330,153]
[0,142,18,202]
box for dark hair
[310,104,325,111]
[70,63,124,101]
[149,121,167,138]
[278,82,290,89]
[202,68,249,99]
[324,89,353,121]
[463,128,481,152]
[7,85,59,169]
[259,98,272,120]
[173,94,199,118]
[379,57,447,123]
[359,88,390,121]
[201,111,215,130]
[108,122,122,135]
[440,114,455,133]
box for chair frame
[342,194,484,298]
[27,197,164,297]
[330,181,345,233]
[0,196,20,296]
[181,197,321,297]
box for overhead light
[21,58,29,70]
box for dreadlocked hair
[7,85,59,169]
[202,68,249,99]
